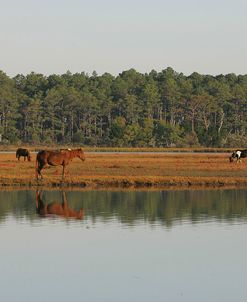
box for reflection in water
[0,189,246,226]
[1,189,247,302]
[36,190,84,220]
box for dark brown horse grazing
[36,148,85,180]
[36,190,84,220]
[16,148,31,161]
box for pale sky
[0,0,247,77]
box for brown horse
[36,148,85,180]
[16,148,31,161]
[36,190,84,220]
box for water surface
[0,189,247,302]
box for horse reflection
[36,190,84,220]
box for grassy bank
[0,150,246,189]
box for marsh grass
[0,150,246,188]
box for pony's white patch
[236,151,242,159]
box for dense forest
[0,67,246,147]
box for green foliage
[154,120,184,147]
[183,132,201,148]
[138,119,155,147]
[72,131,84,143]
[0,68,245,147]
[123,123,142,147]
[222,133,247,148]
[109,117,126,146]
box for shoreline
[0,176,247,190]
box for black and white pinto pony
[229,149,247,163]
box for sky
[0,0,247,77]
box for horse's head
[76,148,86,161]
[229,151,236,162]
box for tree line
[0,67,246,147]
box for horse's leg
[39,166,44,179]
[62,192,68,209]
[64,159,71,177]
[35,190,39,208]
[35,160,39,180]
[36,190,44,209]
[36,166,41,179]
[37,164,44,180]
[62,164,65,180]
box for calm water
[0,189,247,302]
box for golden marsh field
[0,148,246,189]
